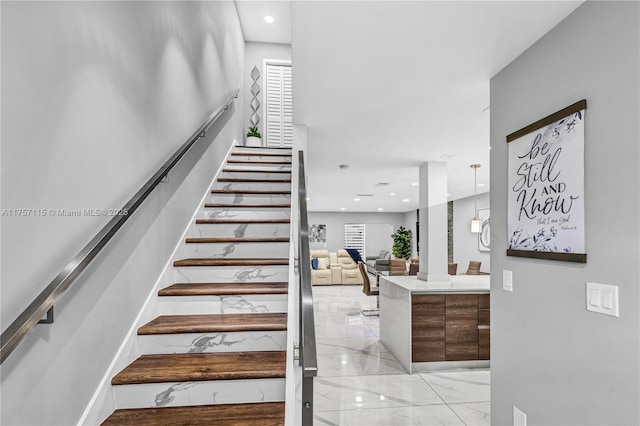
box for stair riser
[158,294,288,315]
[139,331,287,354]
[223,164,291,172]
[113,378,285,409]
[181,242,289,259]
[209,193,291,205]
[188,223,290,239]
[213,182,291,192]
[219,171,291,180]
[173,265,289,283]
[202,209,290,221]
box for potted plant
[391,226,413,260]
[246,126,262,147]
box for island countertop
[379,274,490,293]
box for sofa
[365,249,391,274]
[310,249,364,285]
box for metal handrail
[297,150,317,425]
[0,89,240,364]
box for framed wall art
[506,99,587,263]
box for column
[417,162,449,282]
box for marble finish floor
[312,284,490,426]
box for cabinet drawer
[446,343,478,361]
[479,327,490,360]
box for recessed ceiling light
[411,182,419,186]
[377,207,384,211]
[354,198,361,202]
[446,193,451,197]
[390,192,396,196]
[340,207,346,211]
[478,183,485,187]
[306,197,310,201]
[402,198,410,202]
[488,146,492,150]
[264,15,274,23]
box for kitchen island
[379,274,490,373]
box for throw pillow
[311,257,318,270]
[317,258,328,270]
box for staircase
[101,146,293,425]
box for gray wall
[307,211,406,256]
[1,2,244,424]
[453,192,490,274]
[490,2,639,425]
[243,42,292,142]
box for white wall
[491,2,639,424]
[307,211,406,257]
[243,42,292,143]
[453,192,490,274]
[0,2,244,425]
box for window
[344,223,365,259]
[265,63,293,147]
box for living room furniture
[378,274,490,373]
[336,249,364,285]
[359,262,379,316]
[309,250,340,285]
[409,262,419,276]
[448,263,458,275]
[389,259,407,274]
[465,261,481,275]
[365,250,391,274]
[310,249,365,285]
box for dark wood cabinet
[412,295,445,361]
[411,293,490,362]
[445,294,479,361]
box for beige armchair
[310,250,340,285]
[336,249,364,285]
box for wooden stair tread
[185,237,290,243]
[111,351,286,385]
[222,169,291,173]
[231,152,292,157]
[227,160,292,165]
[102,402,285,426]
[159,282,289,296]
[211,189,291,194]
[138,313,288,335]
[217,178,292,183]
[195,218,290,224]
[173,258,289,267]
[204,203,291,208]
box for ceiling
[236,1,583,213]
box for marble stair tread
[173,258,289,267]
[138,313,288,335]
[159,282,289,296]
[222,169,291,174]
[217,177,292,183]
[211,189,291,195]
[195,218,290,224]
[204,203,291,208]
[227,159,292,165]
[101,402,285,426]
[185,237,290,243]
[111,351,286,385]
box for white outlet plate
[586,282,619,317]
[503,270,513,292]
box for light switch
[503,270,513,292]
[586,282,619,317]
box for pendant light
[470,164,481,233]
